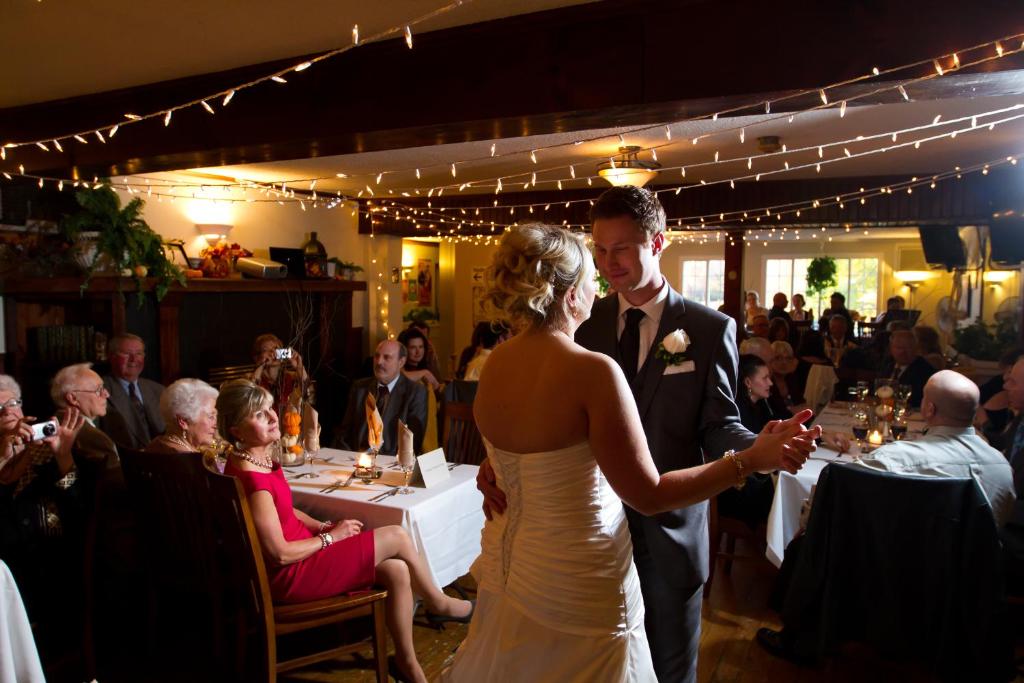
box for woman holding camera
[251,333,308,418]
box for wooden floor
[278,537,1024,682]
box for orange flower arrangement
[199,240,253,279]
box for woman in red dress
[217,380,472,683]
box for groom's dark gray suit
[575,284,755,683]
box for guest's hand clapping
[746,408,820,474]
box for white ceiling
[0,0,594,108]
[173,93,1024,196]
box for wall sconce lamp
[894,270,932,291]
[195,223,233,246]
[983,270,1014,287]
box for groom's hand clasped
[750,408,820,474]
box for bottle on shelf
[302,231,328,278]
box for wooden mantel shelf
[0,276,367,295]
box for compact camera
[30,420,58,440]
[274,348,293,360]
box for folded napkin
[397,419,416,468]
[365,393,383,451]
[303,403,321,453]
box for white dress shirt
[616,278,669,375]
[857,425,1016,526]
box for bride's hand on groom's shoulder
[748,409,820,474]
[477,459,507,520]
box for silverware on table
[369,488,401,503]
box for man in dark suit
[768,292,792,323]
[877,329,937,408]
[98,334,165,451]
[338,340,427,455]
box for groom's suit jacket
[575,285,755,588]
[337,374,427,455]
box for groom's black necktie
[619,308,645,383]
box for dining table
[764,401,929,567]
[287,448,485,589]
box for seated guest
[823,315,856,366]
[455,321,492,380]
[397,327,442,391]
[821,291,853,331]
[147,379,220,454]
[717,354,782,527]
[100,333,165,451]
[251,333,309,419]
[857,370,1014,526]
[750,313,771,339]
[770,341,805,411]
[796,330,829,365]
[464,323,505,381]
[789,293,812,323]
[745,290,769,326]
[977,348,1022,439]
[218,380,473,683]
[878,329,937,408]
[739,336,773,365]
[768,292,792,323]
[51,363,118,467]
[913,324,947,370]
[338,340,427,455]
[768,317,790,344]
[874,295,904,326]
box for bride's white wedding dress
[442,440,656,682]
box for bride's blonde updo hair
[484,223,593,330]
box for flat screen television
[918,225,966,270]
[989,218,1024,267]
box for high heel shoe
[425,598,475,630]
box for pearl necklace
[234,448,274,470]
[163,433,195,452]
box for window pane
[707,260,725,310]
[848,258,879,320]
[681,260,708,305]
[764,259,792,305]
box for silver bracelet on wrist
[318,520,334,533]
[318,532,334,550]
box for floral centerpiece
[199,240,252,278]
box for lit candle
[356,452,373,469]
[868,430,883,446]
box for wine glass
[895,384,913,403]
[851,402,869,459]
[396,448,416,495]
[891,418,908,441]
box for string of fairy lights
[0,0,474,157]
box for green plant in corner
[60,186,184,303]
[805,256,838,317]
[403,307,440,324]
[327,257,364,273]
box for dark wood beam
[2,0,1023,179]
[359,168,1023,236]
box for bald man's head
[921,370,979,427]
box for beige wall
[115,187,373,351]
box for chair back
[442,380,479,404]
[441,401,487,465]
[202,460,277,681]
[119,449,222,591]
[782,463,1008,677]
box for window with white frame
[764,257,879,319]
[680,259,725,310]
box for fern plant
[60,186,184,302]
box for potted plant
[327,258,364,280]
[403,306,440,325]
[60,186,185,302]
[805,256,838,318]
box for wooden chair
[704,496,770,598]
[441,401,487,465]
[203,460,389,682]
[207,363,257,388]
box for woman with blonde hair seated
[218,379,471,683]
[147,378,220,454]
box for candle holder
[354,449,382,484]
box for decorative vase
[303,231,328,278]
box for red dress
[226,461,376,603]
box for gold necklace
[164,433,194,451]
[234,447,274,470]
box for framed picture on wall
[417,259,433,306]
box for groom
[578,186,758,682]
[479,186,773,682]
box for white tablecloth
[0,561,44,683]
[289,448,484,588]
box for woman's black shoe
[425,599,476,630]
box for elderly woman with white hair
[146,378,220,454]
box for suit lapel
[635,288,688,421]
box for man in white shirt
[858,370,1015,526]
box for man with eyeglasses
[52,363,118,467]
[99,333,166,451]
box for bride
[442,224,813,682]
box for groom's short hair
[590,186,666,242]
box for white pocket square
[663,360,696,375]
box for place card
[409,448,451,489]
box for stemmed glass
[850,402,869,459]
[396,448,416,495]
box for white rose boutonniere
[655,329,690,365]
